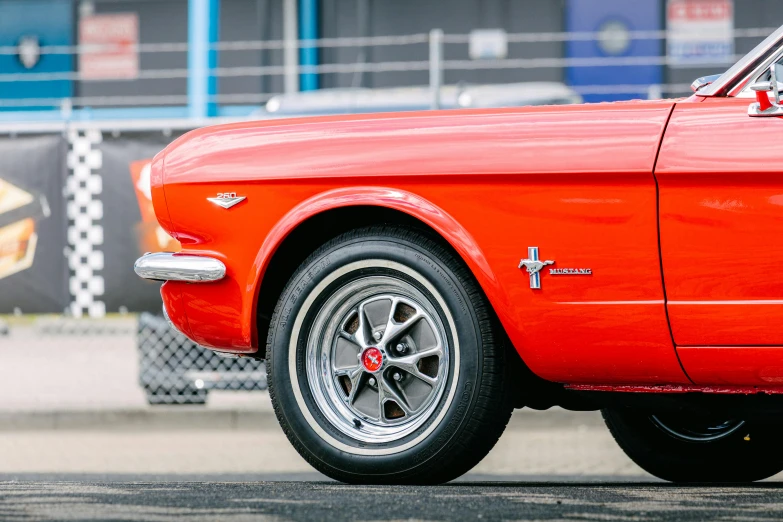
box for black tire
[266,226,513,484]
[603,408,783,482]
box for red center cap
[361,347,383,372]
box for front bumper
[134,252,226,282]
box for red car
[136,26,783,484]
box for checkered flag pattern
[66,129,105,318]
[138,313,267,405]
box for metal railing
[0,26,776,115]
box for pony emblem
[518,247,554,289]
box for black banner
[0,134,68,313]
[98,131,185,313]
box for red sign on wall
[79,13,139,80]
[667,0,734,66]
[668,0,732,21]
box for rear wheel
[266,226,513,484]
[603,408,783,482]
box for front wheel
[603,408,783,482]
[266,226,513,484]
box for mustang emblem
[361,347,383,372]
[518,247,554,289]
[207,192,246,209]
[519,259,554,275]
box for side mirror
[749,63,783,117]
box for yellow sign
[0,179,40,280]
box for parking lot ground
[0,408,643,478]
[3,480,783,521]
[4,318,783,520]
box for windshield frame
[697,24,783,97]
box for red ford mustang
[136,26,783,484]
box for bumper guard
[134,252,226,282]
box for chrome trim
[650,416,745,443]
[162,302,173,327]
[518,247,554,289]
[207,194,246,209]
[750,80,777,92]
[697,24,783,97]
[733,44,783,98]
[690,74,721,93]
[736,51,783,99]
[213,351,241,360]
[747,69,783,117]
[134,252,226,282]
[749,101,783,117]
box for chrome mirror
[749,63,783,117]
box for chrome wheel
[650,415,746,443]
[306,275,451,444]
[271,228,513,482]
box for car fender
[245,186,509,346]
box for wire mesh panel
[138,312,266,405]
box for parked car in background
[257,82,583,117]
[137,25,783,485]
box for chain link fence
[139,313,266,405]
[0,314,266,408]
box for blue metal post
[299,0,319,91]
[188,0,220,118]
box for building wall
[76,0,287,102]
[6,0,783,107]
[77,0,566,101]
[219,0,285,99]
[320,0,565,89]
[0,0,73,107]
[76,0,188,100]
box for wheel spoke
[394,363,437,386]
[332,334,362,371]
[387,346,442,386]
[353,303,373,348]
[379,377,412,420]
[380,298,425,344]
[337,329,357,344]
[336,366,365,405]
[347,367,365,404]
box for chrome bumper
[134,252,226,282]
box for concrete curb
[0,407,605,432]
[0,409,279,431]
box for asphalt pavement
[3,480,783,521]
[4,318,783,520]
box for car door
[657,96,783,385]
